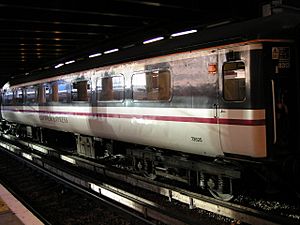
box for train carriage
[1,11,300,200]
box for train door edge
[266,41,297,156]
[217,45,262,157]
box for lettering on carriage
[191,137,203,142]
[39,115,69,123]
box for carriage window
[49,82,59,102]
[71,80,91,102]
[49,81,70,103]
[3,89,13,105]
[58,81,70,103]
[223,61,246,101]
[42,84,51,103]
[37,84,47,104]
[96,75,124,101]
[132,70,171,101]
[25,86,37,104]
[13,88,24,104]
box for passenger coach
[1,11,300,200]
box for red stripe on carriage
[3,109,265,126]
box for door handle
[213,104,218,118]
[271,80,277,144]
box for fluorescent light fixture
[143,36,164,44]
[54,63,64,68]
[89,52,102,58]
[104,48,119,54]
[122,44,135,49]
[206,20,231,28]
[171,29,197,37]
[65,60,75,65]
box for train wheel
[207,176,234,201]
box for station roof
[1,0,299,86]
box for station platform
[0,184,43,225]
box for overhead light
[65,60,75,65]
[104,48,119,54]
[206,20,231,28]
[171,29,197,37]
[143,36,164,44]
[89,52,102,58]
[54,63,64,69]
[122,44,135,49]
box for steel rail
[0,139,201,225]
[1,134,299,225]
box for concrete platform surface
[0,184,43,225]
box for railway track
[0,148,157,225]
[0,133,299,225]
[0,135,211,225]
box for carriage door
[217,49,249,156]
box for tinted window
[25,86,37,104]
[96,75,124,101]
[3,89,13,105]
[36,84,47,104]
[222,62,246,101]
[13,88,24,104]
[71,80,91,102]
[132,70,171,101]
[49,81,70,103]
[58,81,70,103]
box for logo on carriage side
[39,115,68,123]
[191,136,203,142]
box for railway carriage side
[1,35,300,200]
[0,41,263,199]
[0,42,267,158]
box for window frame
[2,89,14,105]
[131,68,172,102]
[96,74,125,103]
[71,79,92,103]
[48,80,71,103]
[25,85,38,104]
[13,87,24,105]
[222,61,246,102]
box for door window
[222,61,246,101]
